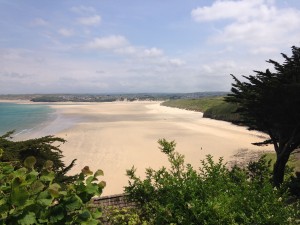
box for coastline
[2,100,271,195]
[0,99,32,104]
[36,101,270,195]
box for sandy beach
[25,101,270,195]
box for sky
[1,0,300,94]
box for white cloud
[168,58,185,66]
[115,46,138,55]
[86,37,165,60]
[250,46,278,54]
[201,60,237,74]
[58,28,74,37]
[143,48,164,57]
[86,35,128,49]
[191,0,270,22]
[191,0,300,51]
[0,49,25,60]
[30,18,48,26]
[77,15,101,26]
[220,8,300,45]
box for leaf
[78,210,91,221]
[86,176,95,185]
[91,209,102,219]
[40,171,55,182]
[37,190,50,200]
[23,199,35,208]
[49,205,65,223]
[30,181,45,194]
[18,212,37,225]
[26,171,39,183]
[98,181,106,189]
[38,198,53,207]
[81,166,93,176]
[37,218,49,223]
[81,219,99,225]
[48,183,61,198]
[24,156,36,169]
[11,187,29,206]
[14,167,28,177]
[94,169,104,177]
[65,195,83,211]
[43,160,54,171]
[0,198,7,206]
[12,177,23,188]
[59,191,67,196]
[86,183,99,194]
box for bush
[0,148,105,225]
[125,139,299,225]
[0,132,77,184]
[103,207,147,225]
[203,101,240,123]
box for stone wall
[92,193,136,208]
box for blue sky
[1,0,300,94]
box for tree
[0,131,77,184]
[125,139,298,224]
[226,46,300,187]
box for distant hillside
[162,97,241,123]
[0,92,228,102]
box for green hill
[161,97,241,123]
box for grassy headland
[264,152,300,173]
[162,97,300,173]
[162,97,241,123]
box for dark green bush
[0,132,77,184]
[125,139,299,225]
[203,101,240,123]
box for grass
[264,152,300,173]
[161,97,225,112]
[162,97,299,173]
[161,97,240,123]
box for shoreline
[2,101,271,195]
[46,101,269,195]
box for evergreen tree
[0,131,77,184]
[226,46,300,186]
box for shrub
[125,139,299,224]
[0,132,77,184]
[103,207,147,225]
[0,148,105,225]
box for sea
[0,102,56,139]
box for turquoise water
[0,102,55,137]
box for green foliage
[0,132,77,184]
[162,97,240,123]
[226,46,300,186]
[263,152,300,173]
[203,101,240,123]
[0,154,105,225]
[103,207,147,225]
[125,140,299,225]
[162,97,225,112]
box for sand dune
[46,101,271,195]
